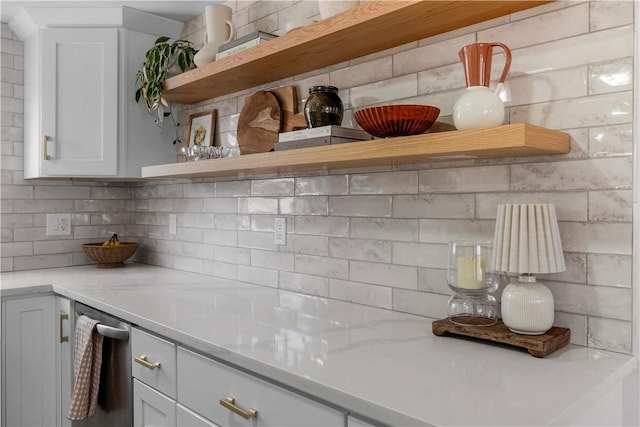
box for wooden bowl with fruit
[82,234,139,268]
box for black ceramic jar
[303,86,344,128]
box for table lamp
[492,203,565,335]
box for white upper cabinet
[10,7,184,179]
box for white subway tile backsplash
[587,317,632,354]
[588,58,633,95]
[350,171,418,195]
[204,197,238,213]
[328,279,392,310]
[418,220,495,244]
[328,237,392,263]
[215,214,251,230]
[554,312,588,346]
[560,222,631,255]
[512,158,632,191]
[237,265,279,288]
[393,194,474,219]
[13,199,72,213]
[2,241,32,256]
[295,216,348,237]
[547,281,632,321]
[392,242,446,269]
[587,253,632,288]
[215,245,251,265]
[238,197,278,214]
[392,288,448,319]
[203,229,238,246]
[279,271,328,297]
[349,260,417,289]
[13,253,73,271]
[251,249,294,271]
[280,197,328,215]
[419,166,510,193]
[183,182,216,198]
[394,33,474,76]
[294,254,348,279]
[417,267,450,295]
[588,190,632,222]
[295,175,348,196]
[589,1,634,31]
[203,260,237,280]
[350,217,418,242]
[329,196,392,217]
[251,178,294,196]
[349,75,418,108]
[506,66,588,107]
[589,124,632,158]
[475,192,588,221]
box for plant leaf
[155,36,170,44]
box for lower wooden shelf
[141,123,570,180]
[432,317,571,358]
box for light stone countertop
[1,263,637,426]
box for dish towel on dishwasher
[68,315,104,421]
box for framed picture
[187,110,217,146]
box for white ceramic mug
[194,5,235,67]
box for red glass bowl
[354,105,440,138]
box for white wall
[1,1,635,354]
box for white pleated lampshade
[492,203,566,274]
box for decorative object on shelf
[432,318,570,358]
[317,0,360,19]
[82,239,139,269]
[194,4,235,67]
[354,104,440,138]
[237,91,283,154]
[304,86,344,128]
[181,145,230,161]
[452,42,511,131]
[276,125,372,151]
[271,86,307,132]
[134,36,197,144]
[187,110,216,147]
[216,30,277,60]
[492,203,566,335]
[446,241,499,326]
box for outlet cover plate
[46,213,71,236]
[274,217,286,245]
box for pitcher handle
[491,42,512,84]
[204,20,236,44]
[224,20,235,44]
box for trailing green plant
[135,36,198,144]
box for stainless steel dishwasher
[73,302,132,427]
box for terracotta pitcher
[452,42,512,130]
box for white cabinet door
[177,404,221,427]
[133,379,176,427]
[56,296,73,427]
[3,295,57,427]
[40,28,118,176]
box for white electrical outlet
[169,214,177,235]
[46,213,71,236]
[274,217,286,245]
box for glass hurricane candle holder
[446,241,498,326]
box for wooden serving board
[271,85,307,132]
[432,318,570,358]
[237,90,282,154]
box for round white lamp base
[501,275,554,335]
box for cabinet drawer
[177,347,345,427]
[177,404,220,427]
[132,328,176,399]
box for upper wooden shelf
[141,124,570,180]
[163,0,551,103]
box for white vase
[501,275,554,335]
[452,85,505,130]
[318,0,360,19]
[194,5,235,67]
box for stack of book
[275,126,373,151]
[216,31,278,60]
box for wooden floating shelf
[141,123,570,180]
[432,318,571,358]
[163,0,551,103]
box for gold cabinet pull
[219,397,257,420]
[59,313,69,343]
[134,355,161,370]
[43,135,51,160]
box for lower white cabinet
[2,295,57,427]
[177,347,345,427]
[133,379,176,427]
[177,404,221,427]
